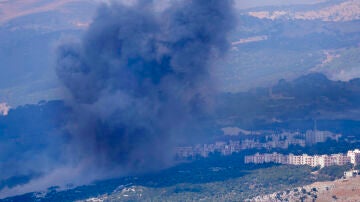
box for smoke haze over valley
[0,0,237,197]
[0,0,360,201]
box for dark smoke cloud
[57,0,236,173]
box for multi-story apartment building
[245,152,288,164]
[288,154,302,165]
[331,154,351,166]
[347,149,360,165]
[246,151,354,168]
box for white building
[245,152,287,164]
[330,154,351,166]
[288,154,303,165]
[347,149,360,165]
[317,155,330,168]
[344,170,360,179]
[246,151,353,168]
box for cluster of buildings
[176,130,341,159]
[176,141,240,158]
[244,149,360,168]
[305,130,341,145]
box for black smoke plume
[57,0,236,173]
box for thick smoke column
[57,0,235,173]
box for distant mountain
[312,47,360,81]
[0,0,97,106]
[216,73,360,126]
[0,0,95,25]
[212,0,360,93]
[216,9,360,92]
[235,0,328,10]
[247,0,360,22]
[1,0,360,107]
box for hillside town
[176,129,341,159]
[245,149,360,168]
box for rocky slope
[248,175,360,202]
